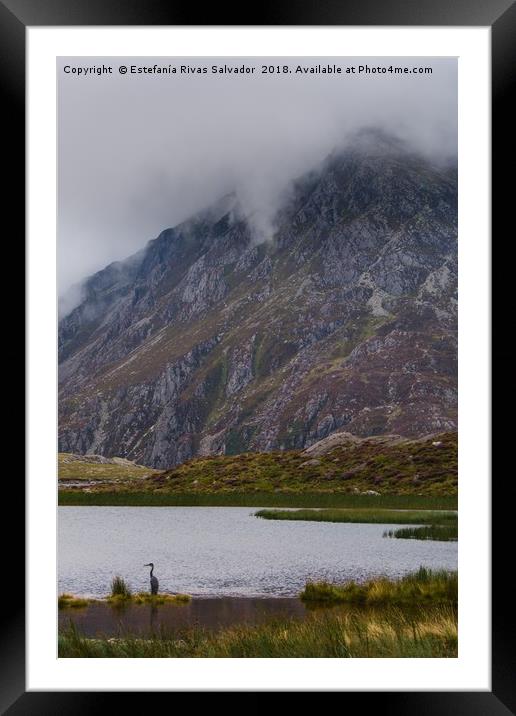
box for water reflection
[59,597,308,637]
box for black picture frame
[4,0,512,708]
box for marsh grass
[300,568,457,606]
[110,576,132,599]
[59,590,191,609]
[255,508,457,526]
[130,592,191,605]
[108,593,190,606]
[58,491,457,510]
[384,525,458,541]
[108,577,190,604]
[58,593,91,610]
[58,604,457,658]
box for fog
[58,56,457,309]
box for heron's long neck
[149,565,154,577]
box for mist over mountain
[58,56,457,297]
[58,130,457,469]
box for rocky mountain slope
[58,130,457,469]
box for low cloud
[58,56,457,299]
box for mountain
[58,130,457,470]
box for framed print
[3,0,512,708]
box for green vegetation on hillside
[59,431,456,498]
[58,453,157,482]
[150,431,457,495]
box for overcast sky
[58,56,457,301]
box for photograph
[56,55,459,659]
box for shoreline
[58,598,458,658]
[58,572,458,656]
[58,491,457,509]
[60,593,303,603]
[59,569,458,606]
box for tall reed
[110,576,132,599]
[58,604,457,658]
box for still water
[58,506,457,598]
[58,597,308,637]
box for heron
[144,563,159,595]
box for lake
[58,596,310,636]
[58,506,457,598]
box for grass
[300,568,458,606]
[59,590,191,609]
[255,507,457,526]
[110,576,132,599]
[58,593,91,610]
[60,576,190,609]
[59,430,457,497]
[384,525,458,542]
[107,577,191,606]
[58,491,457,509]
[253,506,458,543]
[58,453,157,482]
[129,593,191,605]
[153,431,457,495]
[58,604,457,658]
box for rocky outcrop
[59,130,457,469]
[60,453,147,467]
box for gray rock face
[59,131,457,469]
